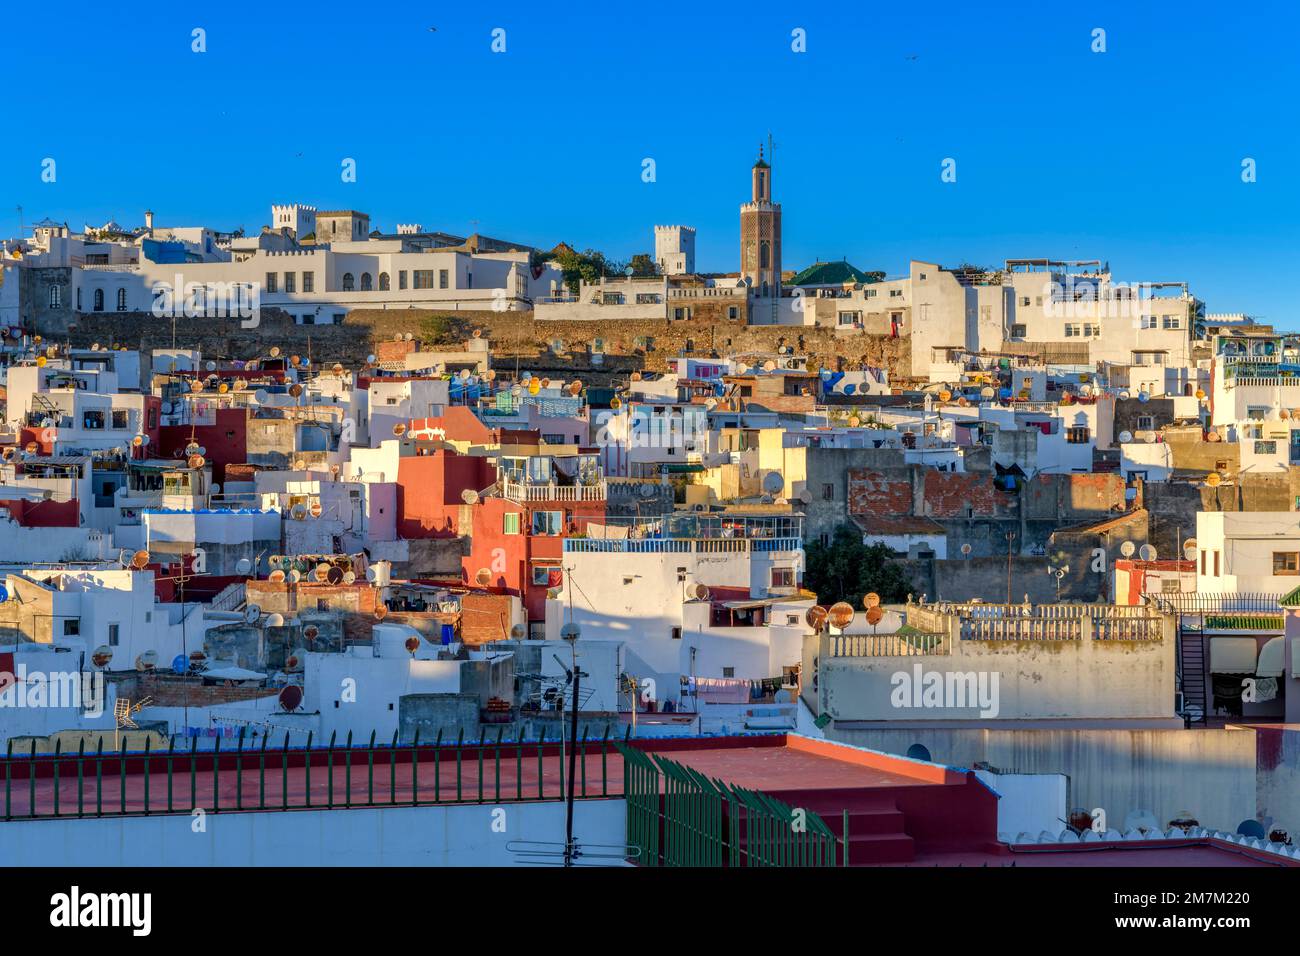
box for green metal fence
[618,744,842,867]
[2,725,628,822]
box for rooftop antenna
[113,696,153,751]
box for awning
[1210,637,1258,674]
[1256,635,1285,677]
[662,463,706,474]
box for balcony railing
[828,632,950,657]
[500,480,606,502]
[565,536,801,555]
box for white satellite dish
[1118,430,1133,443]
[1138,544,1158,562]
[244,604,261,623]
[265,613,285,627]
[1120,541,1136,558]
[235,557,252,575]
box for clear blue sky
[4,0,1298,322]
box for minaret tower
[740,144,782,296]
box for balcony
[500,480,606,502]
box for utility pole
[1005,531,1017,605]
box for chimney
[144,210,154,235]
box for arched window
[378,272,390,291]
[49,285,61,308]
[759,241,770,269]
[360,273,373,291]
[93,289,104,312]
[116,288,127,311]
[342,273,355,291]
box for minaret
[740,145,782,296]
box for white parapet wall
[0,799,627,867]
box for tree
[540,246,626,293]
[803,524,911,606]
[629,253,656,277]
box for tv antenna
[113,696,153,750]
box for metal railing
[619,745,841,867]
[828,632,950,657]
[1,726,629,822]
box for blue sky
[4,0,1298,322]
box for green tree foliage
[803,524,911,606]
[540,247,627,293]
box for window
[1255,440,1277,455]
[1064,324,1080,337]
[531,565,558,587]
[76,288,81,310]
[1020,296,1030,307]
[1066,426,1091,444]
[1161,578,1181,594]
[378,272,389,291]
[722,667,735,678]
[1010,324,1026,338]
[413,270,434,289]
[398,271,408,290]
[63,620,79,636]
[49,285,61,308]
[889,289,902,298]
[360,273,373,291]
[822,483,834,501]
[671,626,682,641]
[1162,316,1181,329]
[1213,551,1220,576]
[303,271,314,292]
[728,306,738,320]
[1274,552,1300,575]
[531,510,563,535]
[342,273,355,291]
[116,288,127,311]
[771,567,795,588]
[1137,416,1154,430]
[284,272,295,293]
[265,273,278,294]
[837,311,862,326]
[503,512,520,535]
[112,409,129,429]
[83,410,104,429]
[439,269,449,289]
[108,623,120,646]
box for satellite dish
[863,592,881,609]
[980,387,995,399]
[269,346,281,358]
[265,613,285,627]
[327,566,344,585]
[461,489,480,505]
[278,685,304,712]
[91,645,113,669]
[130,549,150,570]
[314,563,331,582]
[1206,472,1222,487]
[289,383,303,398]
[268,569,286,583]
[762,471,784,495]
[1120,541,1136,558]
[961,543,972,555]
[1118,390,1131,401]
[827,602,855,630]
[135,650,158,672]
[171,655,187,675]
[343,570,356,584]
[244,604,261,623]
[762,360,777,372]
[1118,430,1133,443]
[1138,544,1158,561]
[392,422,407,437]
[475,568,492,586]
[292,460,306,471]
[805,605,828,630]
[187,454,205,469]
[692,583,710,601]
[235,557,252,575]
[865,606,884,626]
[1137,391,1150,403]
[288,569,302,583]
[374,605,388,621]
[309,500,323,518]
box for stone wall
[54,306,912,380]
